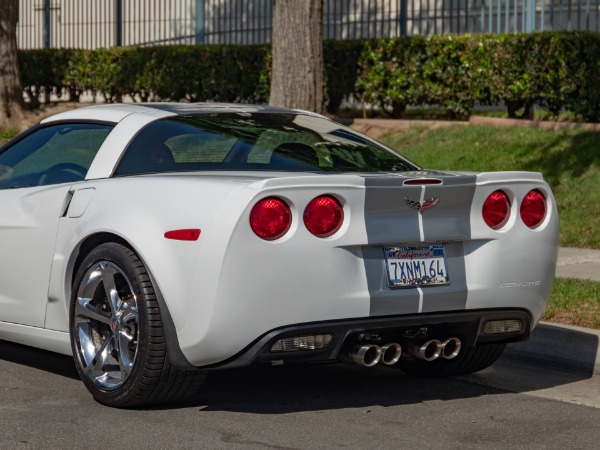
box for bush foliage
[356,32,600,120]
[18,32,600,120]
[20,45,270,105]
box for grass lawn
[380,125,600,249]
[544,278,600,329]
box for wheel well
[70,231,195,371]
[72,232,131,284]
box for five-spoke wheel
[70,242,206,407]
[73,260,139,390]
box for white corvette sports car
[0,103,558,407]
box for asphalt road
[1,341,600,449]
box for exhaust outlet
[441,338,461,360]
[380,343,402,366]
[348,344,382,367]
[410,339,442,361]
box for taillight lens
[304,195,344,237]
[482,190,510,230]
[520,190,546,228]
[250,197,291,240]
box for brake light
[250,197,292,240]
[482,190,510,230]
[303,195,344,237]
[520,190,546,228]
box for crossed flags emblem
[404,197,439,213]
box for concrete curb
[504,321,600,375]
[469,115,600,131]
[342,115,600,139]
[341,115,600,134]
[342,117,466,139]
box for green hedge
[66,45,271,103]
[357,32,600,120]
[20,45,271,104]
[17,32,600,120]
[20,48,76,106]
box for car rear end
[101,106,558,371]
[176,170,558,369]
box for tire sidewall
[70,242,152,406]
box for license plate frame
[383,244,450,288]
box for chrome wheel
[71,242,207,407]
[73,260,139,390]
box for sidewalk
[556,247,600,281]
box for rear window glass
[114,113,416,176]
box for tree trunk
[269,0,324,114]
[0,0,26,127]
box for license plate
[383,245,449,288]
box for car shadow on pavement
[502,323,600,376]
[0,340,79,380]
[191,358,595,414]
[1,337,595,412]
[190,362,501,413]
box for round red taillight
[250,197,291,240]
[520,190,546,228]
[303,195,344,238]
[482,190,510,230]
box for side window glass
[0,123,112,190]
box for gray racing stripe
[421,180,477,242]
[420,242,469,312]
[363,176,422,244]
[362,173,477,317]
[363,246,421,316]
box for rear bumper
[195,308,532,370]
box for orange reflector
[164,229,201,241]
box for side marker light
[164,229,201,241]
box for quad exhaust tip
[345,338,460,366]
[380,343,402,366]
[411,339,442,361]
[441,337,461,360]
[349,344,382,367]
[347,343,403,367]
[410,338,462,361]
[348,342,402,367]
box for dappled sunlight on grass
[381,125,600,248]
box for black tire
[70,242,206,407]
[395,343,506,377]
